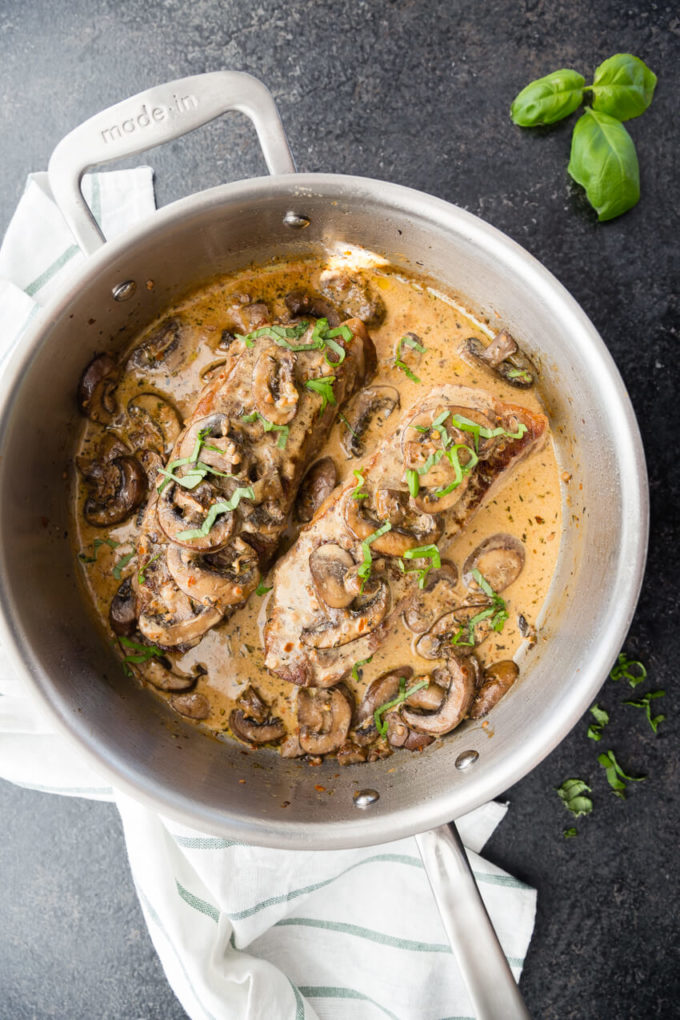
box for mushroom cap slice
[402,561,459,634]
[171,692,211,719]
[343,489,442,557]
[229,684,287,745]
[127,393,182,456]
[318,269,386,328]
[340,385,400,458]
[138,580,222,646]
[354,667,413,745]
[309,543,356,609]
[127,317,184,373]
[462,533,525,594]
[297,684,353,755]
[460,331,535,388]
[301,577,390,649]
[469,659,519,719]
[109,578,137,637]
[415,602,494,659]
[78,353,119,423]
[401,657,477,736]
[252,346,299,425]
[84,455,147,527]
[157,479,238,552]
[295,457,338,522]
[166,537,260,611]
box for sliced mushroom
[131,650,201,692]
[400,657,477,736]
[171,692,211,719]
[176,413,249,478]
[284,288,342,327]
[84,455,147,527]
[415,602,494,659]
[354,667,413,745]
[295,458,338,522]
[78,353,119,423]
[127,317,184,372]
[166,537,260,611]
[157,480,237,552]
[344,488,442,557]
[309,543,356,609]
[127,393,182,456]
[297,684,353,755]
[402,561,459,634]
[230,685,287,745]
[301,576,390,649]
[109,578,137,637]
[386,714,435,751]
[138,586,222,647]
[463,534,525,594]
[319,269,385,327]
[252,347,299,425]
[226,298,270,333]
[340,386,400,458]
[460,330,535,388]
[469,659,519,719]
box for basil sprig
[510,53,656,221]
[351,467,369,501]
[357,522,392,587]
[119,636,165,665]
[157,426,235,494]
[351,655,373,683]
[597,749,646,800]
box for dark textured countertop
[1,2,678,1018]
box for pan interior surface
[0,175,647,848]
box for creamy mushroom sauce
[73,252,562,758]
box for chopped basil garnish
[119,636,165,665]
[609,652,647,688]
[79,536,119,563]
[241,410,289,449]
[556,778,593,818]
[138,552,161,584]
[176,486,255,541]
[254,581,273,596]
[351,655,373,684]
[400,543,441,589]
[374,676,429,737]
[597,749,646,799]
[351,468,369,501]
[112,550,135,580]
[305,375,337,414]
[586,703,609,741]
[157,426,236,494]
[623,690,666,733]
[451,568,508,646]
[357,522,392,586]
[563,827,578,839]
[394,334,426,383]
[235,321,311,349]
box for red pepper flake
[284,642,294,652]
[535,515,544,524]
[315,784,326,792]
[238,778,246,784]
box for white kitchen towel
[0,169,537,1020]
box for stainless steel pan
[0,72,648,1018]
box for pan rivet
[353,788,380,809]
[455,750,479,770]
[112,280,137,302]
[283,211,311,229]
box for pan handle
[47,71,295,256]
[415,822,531,1020]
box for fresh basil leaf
[510,68,586,126]
[590,53,657,121]
[609,652,647,688]
[567,108,640,221]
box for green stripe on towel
[299,986,402,1020]
[175,880,219,923]
[25,244,80,296]
[276,917,451,954]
